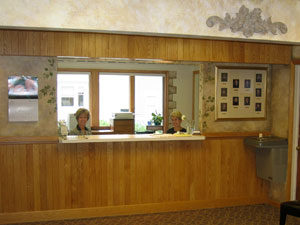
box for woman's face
[77,113,88,128]
[171,116,182,128]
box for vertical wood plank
[211,40,230,62]
[244,42,261,64]
[10,30,19,55]
[32,31,41,56]
[3,30,12,55]
[18,31,27,55]
[108,34,128,58]
[67,32,76,57]
[32,145,41,211]
[99,143,108,206]
[51,144,60,209]
[0,30,3,55]
[2,146,15,212]
[81,33,89,57]
[25,145,34,211]
[25,31,34,56]
[106,142,114,206]
[88,33,96,58]
[64,144,72,209]
[60,32,70,57]
[230,41,245,63]
[70,143,78,208]
[53,32,63,56]
[123,142,131,205]
[13,145,27,212]
[129,142,137,204]
[153,37,166,60]
[95,33,109,58]
[46,32,55,56]
[74,32,82,57]
[189,39,212,62]
[45,144,54,210]
[40,32,49,56]
[88,144,96,207]
[128,35,154,59]
[165,37,178,60]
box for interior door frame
[291,62,300,200]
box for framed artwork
[8,75,39,122]
[215,66,267,120]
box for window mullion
[130,76,135,113]
[90,71,99,127]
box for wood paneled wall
[0,29,291,64]
[0,138,269,224]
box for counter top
[59,134,206,143]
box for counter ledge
[59,134,206,143]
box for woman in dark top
[167,111,186,134]
[69,108,92,135]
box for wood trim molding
[292,59,300,64]
[130,76,135,113]
[90,71,99,127]
[58,68,169,74]
[203,131,272,138]
[0,136,58,144]
[286,62,296,200]
[0,197,268,224]
[163,72,169,133]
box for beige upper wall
[0,0,299,44]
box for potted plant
[151,111,163,125]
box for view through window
[57,72,90,128]
[99,73,164,132]
[99,74,130,126]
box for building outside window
[57,73,90,125]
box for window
[57,72,90,123]
[57,69,167,132]
[99,74,130,126]
[99,72,164,132]
[135,75,163,131]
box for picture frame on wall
[215,66,267,120]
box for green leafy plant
[151,111,163,125]
[39,58,57,113]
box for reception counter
[60,133,206,143]
[0,133,270,224]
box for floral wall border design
[206,5,288,38]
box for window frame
[58,68,169,133]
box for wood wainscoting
[0,29,292,65]
[0,135,269,224]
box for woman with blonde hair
[167,110,186,134]
[69,108,92,135]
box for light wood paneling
[0,29,292,64]
[0,137,269,224]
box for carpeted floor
[8,204,300,225]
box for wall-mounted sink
[244,136,288,149]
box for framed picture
[215,66,267,120]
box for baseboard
[266,199,281,208]
[0,197,269,224]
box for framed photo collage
[215,67,267,120]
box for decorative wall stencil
[206,5,288,38]
[39,58,57,113]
